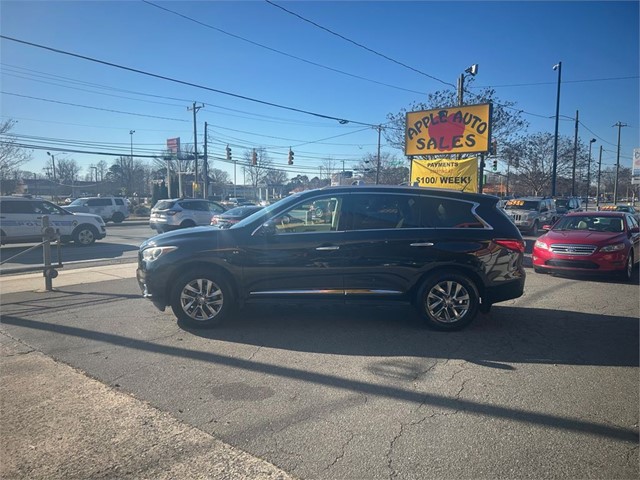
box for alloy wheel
[179,278,224,321]
[425,280,471,323]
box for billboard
[405,103,492,156]
[167,137,180,154]
[633,148,640,185]
[411,157,478,193]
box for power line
[473,75,639,89]
[264,0,454,88]
[142,0,428,96]
[0,34,379,127]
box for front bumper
[532,248,628,273]
[137,264,169,311]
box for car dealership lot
[0,264,637,479]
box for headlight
[142,246,177,261]
[600,243,625,252]
[534,240,549,250]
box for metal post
[551,62,562,196]
[42,216,53,291]
[478,153,485,193]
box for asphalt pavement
[0,264,295,480]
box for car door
[0,199,40,241]
[239,194,348,297]
[32,200,78,236]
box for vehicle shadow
[183,303,639,368]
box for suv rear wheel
[111,212,125,223]
[416,272,479,331]
[171,269,234,327]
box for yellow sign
[405,103,492,155]
[412,158,478,193]
[506,200,525,206]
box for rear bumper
[483,276,525,305]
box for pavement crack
[385,423,404,480]
[248,346,261,361]
[324,430,354,470]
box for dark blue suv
[137,185,525,331]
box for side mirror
[630,226,640,234]
[258,220,277,236]
[542,225,552,231]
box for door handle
[316,246,339,251]
[410,242,434,247]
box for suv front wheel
[416,272,479,331]
[171,269,234,327]
[73,225,98,246]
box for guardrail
[0,216,63,290]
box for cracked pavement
[1,270,638,479]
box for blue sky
[1,0,638,182]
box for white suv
[0,196,107,246]
[65,196,130,223]
[149,198,226,233]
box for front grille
[549,244,597,255]
[546,259,599,269]
[510,214,522,222]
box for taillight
[494,239,525,253]
[166,210,177,216]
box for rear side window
[344,194,484,230]
[115,199,125,205]
[154,200,176,210]
[0,200,34,214]
[87,198,112,207]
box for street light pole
[585,139,596,211]
[551,62,562,196]
[596,145,603,208]
[46,151,57,200]
[612,121,628,204]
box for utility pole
[613,121,628,204]
[551,62,562,196]
[596,145,603,208]
[203,122,208,199]
[375,125,382,184]
[188,102,204,196]
[585,138,596,210]
[571,110,578,197]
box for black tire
[170,269,234,328]
[534,267,545,274]
[112,212,125,223]
[180,220,196,229]
[620,253,634,282]
[415,272,479,331]
[529,220,539,236]
[73,225,98,246]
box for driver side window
[271,196,343,234]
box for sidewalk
[0,266,295,480]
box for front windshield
[505,200,539,211]
[68,198,86,206]
[554,199,568,208]
[553,216,624,233]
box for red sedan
[532,211,640,281]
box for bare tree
[355,152,409,185]
[56,158,82,184]
[242,147,272,188]
[0,120,32,186]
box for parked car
[137,185,526,331]
[149,198,226,233]
[211,205,264,229]
[599,204,640,222]
[0,195,106,246]
[503,197,557,234]
[532,211,640,281]
[553,197,582,216]
[65,196,129,223]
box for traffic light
[490,139,497,156]
[492,160,498,171]
[226,145,232,161]
[288,148,294,165]
[252,149,257,165]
